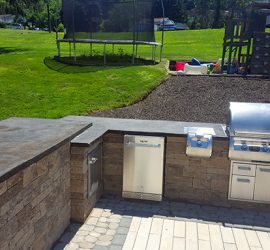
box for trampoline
[57,0,165,64]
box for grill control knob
[197,140,202,147]
[241,143,248,151]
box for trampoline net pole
[132,0,136,64]
[73,42,76,64]
[57,41,61,57]
[160,0,165,62]
[103,43,106,65]
[72,0,76,63]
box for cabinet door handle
[259,167,270,173]
[90,157,98,164]
[238,166,251,171]
[237,178,250,183]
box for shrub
[0,22,6,28]
[57,23,64,32]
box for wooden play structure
[221,2,270,75]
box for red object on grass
[175,62,186,71]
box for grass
[0,28,225,120]
[60,29,224,62]
[0,29,166,120]
[157,29,224,61]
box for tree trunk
[212,0,221,28]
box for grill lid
[228,102,270,137]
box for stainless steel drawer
[230,175,255,200]
[232,162,256,176]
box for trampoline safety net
[62,0,156,42]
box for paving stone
[60,232,74,243]
[108,223,119,230]
[95,240,111,246]
[86,217,99,226]
[98,235,113,241]
[89,232,101,238]
[99,217,107,223]
[108,245,122,250]
[244,229,261,248]
[54,197,270,250]
[119,218,132,228]
[85,235,98,243]
[96,222,109,228]
[102,212,112,217]
[92,246,108,250]
[78,241,95,249]
[65,242,79,250]
[95,227,107,234]
[116,226,129,235]
[106,230,116,236]
[75,231,89,236]
[71,235,85,243]
[53,242,67,250]
[112,234,127,245]
[107,218,121,223]
[110,214,122,220]
[123,215,133,219]
[91,208,104,217]
[80,224,95,231]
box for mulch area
[91,76,270,124]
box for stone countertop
[62,116,228,146]
[0,117,91,181]
[0,116,228,181]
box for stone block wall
[165,136,231,206]
[101,133,270,211]
[165,136,270,211]
[0,143,70,250]
[70,139,103,223]
[103,133,124,196]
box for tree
[212,0,221,28]
[0,0,7,15]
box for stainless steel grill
[228,102,270,163]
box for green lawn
[158,29,224,61]
[0,28,225,120]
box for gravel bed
[91,76,270,124]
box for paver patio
[53,196,270,250]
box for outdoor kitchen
[0,102,270,249]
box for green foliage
[0,22,6,28]
[0,0,6,14]
[154,0,256,29]
[1,0,61,28]
[57,22,64,32]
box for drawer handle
[259,168,270,173]
[238,166,251,171]
[237,178,250,183]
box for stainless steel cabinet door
[254,165,270,202]
[230,175,255,200]
[88,144,102,198]
[123,135,164,201]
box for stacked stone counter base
[102,133,270,212]
[0,143,70,250]
[70,138,103,223]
